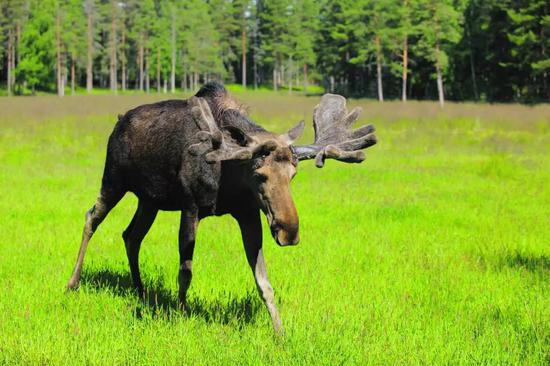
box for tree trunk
[16,22,21,65]
[145,51,150,93]
[402,36,408,102]
[182,60,187,91]
[241,17,247,88]
[86,7,93,93]
[139,43,144,91]
[466,7,478,101]
[157,47,161,94]
[273,67,277,91]
[121,29,126,92]
[71,57,75,95]
[375,35,383,102]
[11,34,16,93]
[303,64,308,94]
[253,52,258,90]
[170,14,176,93]
[435,42,444,108]
[469,50,478,101]
[56,13,64,97]
[288,58,293,95]
[7,29,13,96]
[109,11,117,93]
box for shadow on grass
[503,252,550,275]
[80,268,263,325]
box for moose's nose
[271,223,299,246]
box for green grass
[0,93,549,365]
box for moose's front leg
[178,209,198,311]
[235,210,283,334]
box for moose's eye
[253,172,268,182]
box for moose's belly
[126,170,220,213]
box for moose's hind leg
[122,200,158,298]
[66,190,123,290]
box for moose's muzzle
[270,221,299,246]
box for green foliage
[414,0,464,72]
[0,0,548,101]
[14,0,57,92]
[182,0,224,77]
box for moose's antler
[292,94,377,168]
[188,96,277,163]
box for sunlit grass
[0,93,548,364]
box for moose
[66,82,377,333]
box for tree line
[0,0,548,103]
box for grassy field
[0,92,549,365]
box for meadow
[0,91,548,365]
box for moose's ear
[281,120,305,145]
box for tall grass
[0,92,548,364]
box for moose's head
[188,86,377,247]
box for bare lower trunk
[109,13,117,93]
[56,13,64,97]
[182,61,187,91]
[7,29,13,96]
[273,67,277,91]
[145,52,150,93]
[71,58,75,95]
[288,61,293,95]
[253,55,258,90]
[170,15,176,93]
[375,35,383,102]
[241,22,247,88]
[469,51,478,100]
[121,29,126,92]
[435,42,444,108]
[402,36,408,102]
[16,22,21,65]
[303,64,308,94]
[139,44,144,91]
[157,48,161,94]
[86,9,93,93]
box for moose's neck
[214,161,258,217]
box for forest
[0,0,548,103]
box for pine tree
[127,0,155,91]
[15,0,57,94]
[258,0,289,91]
[415,0,465,107]
[507,0,550,100]
[63,0,86,95]
[350,0,396,101]
[84,0,98,93]
[4,0,28,95]
[294,0,319,94]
